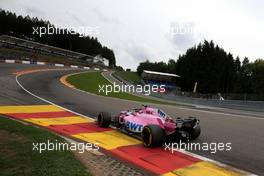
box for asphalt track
[0,63,264,175]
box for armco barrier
[37,61,46,65]
[5,59,15,63]
[152,93,264,112]
[70,65,78,68]
[111,72,264,112]
[54,63,64,67]
[22,61,30,64]
[2,60,110,73]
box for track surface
[1,63,264,175]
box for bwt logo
[125,121,143,132]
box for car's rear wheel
[188,125,201,140]
[141,125,165,147]
[97,112,111,128]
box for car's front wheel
[141,125,165,147]
[97,112,111,128]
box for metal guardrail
[151,92,264,112]
[0,58,104,71]
[112,72,264,112]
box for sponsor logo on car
[125,121,143,133]
[157,109,166,119]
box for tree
[0,9,116,66]
[174,40,237,93]
[137,40,240,94]
[251,59,264,95]
[135,41,264,99]
[238,57,253,93]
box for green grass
[114,71,141,84]
[67,72,179,106]
[0,117,91,176]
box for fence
[152,92,264,112]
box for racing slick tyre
[189,125,201,140]
[97,112,111,128]
[142,125,165,147]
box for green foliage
[0,9,116,66]
[115,71,141,84]
[136,40,264,96]
[175,40,236,93]
[115,65,124,71]
[251,59,264,95]
[67,72,182,106]
[137,60,169,75]
[0,117,91,176]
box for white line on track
[15,75,94,121]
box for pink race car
[97,105,201,147]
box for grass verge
[114,71,141,84]
[0,117,91,176]
[67,72,181,106]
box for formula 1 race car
[97,105,201,147]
